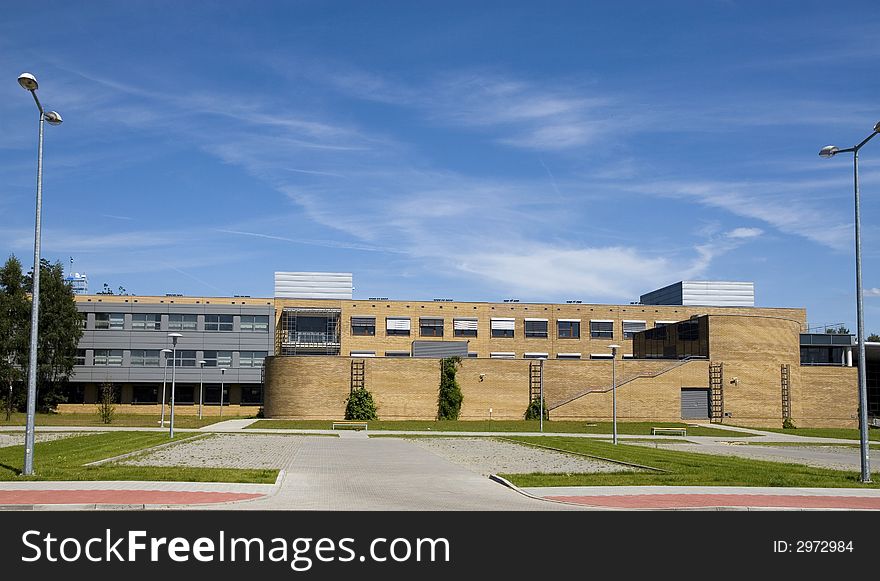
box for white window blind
[453,318,478,330]
[623,320,647,338]
[385,317,411,331]
[490,318,515,331]
[490,352,516,359]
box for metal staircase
[781,364,791,420]
[709,362,724,423]
[529,361,542,402]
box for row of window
[349,351,633,359]
[76,349,267,368]
[66,384,263,405]
[349,317,669,339]
[85,313,269,332]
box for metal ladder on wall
[351,359,365,393]
[781,364,791,420]
[529,361,542,402]
[709,362,724,423]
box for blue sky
[2,1,880,333]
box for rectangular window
[80,313,88,329]
[131,313,161,331]
[132,385,159,404]
[654,321,676,327]
[490,352,516,359]
[623,320,647,339]
[95,312,124,330]
[557,319,580,339]
[557,353,582,359]
[240,386,263,405]
[453,318,478,338]
[466,352,478,358]
[205,314,234,332]
[524,352,548,359]
[168,314,197,331]
[677,321,700,342]
[419,318,444,337]
[351,317,376,336]
[203,350,233,367]
[350,350,376,357]
[491,318,515,338]
[75,349,86,366]
[174,350,197,367]
[386,317,411,337]
[590,353,614,359]
[93,349,123,366]
[524,319,548,338]
[130,349,160,367]
[590,320,614,339]
[385,351,410,357]
[240,315,269,333]
[239,351,267,367]
[204,384,229,405]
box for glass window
[489,352,516,359]
[130,349,160,367]
[168,314,197,331]
[490,318,515,338]
[385,317,411,337]
[132,313,161,331]
[240,386,263,405]
[240,315,269,333]
[94,349,123,366]
[453,318,478,337]
[558,320,580,339]
[351,317,376,336]
[419,318,444,337]
[204,384,230,405]
[385,351,410,357]
[524,320,548,338]
[623,320,647,339]
[174,350,197,367]
[205,314,234,332]
[132,385,159,404]
[239,351,267,368]
[524,353,548,359]
[590,320,614,339]
[95,312,124,330]
[80,313,88,329]
[74,349,86,365]
[203,350,233,367]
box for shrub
[437,356,463,420]
[524,397,549,421]
[783,417,797,430]
[96,381,115,424]
[345,388,378,421]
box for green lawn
[0,432,277,483]
[744,426,880,441]
[0,411,252,429]
[501,436,880,489]
[248,419,753,437]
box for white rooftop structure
[274,272,353,300]
[640,281,755,307]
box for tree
[97,381,116,424]
[826,325,851,335]
[868,334,880,342]
[0,256,30,418]
[524,397,549,421]
[344,387,378,421]
[437,356,463,420]
[25,259,83,411]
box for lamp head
[198,360,206,367]
[167,332,182,345]
[819,145,839,158]
[609,344,620,354]
[220,367,227,375]
[161,348,172,354]
[18,73,38,91]
[44,111,62,125]
[874,121,880,134]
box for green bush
[437,356,463,420]
[345,388,378,421]
[783,417,797,430]
[96,381,115,424]
[524,397,549,421]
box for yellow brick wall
[799,366,858,428]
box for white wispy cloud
[866,288,880,297]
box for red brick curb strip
[545,494,880,510]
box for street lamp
[609,344,620,445]
[198,360,206,420]
[819,121,880,483]
[219,367,227,417]
[160,348,172,427]
[167,333,182,438]
[18,72,63,476]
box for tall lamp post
[18,72,63,476]
[819,120,880,484]
[219,367,227,417]
[160,348,172,427]
[167,333,182,438]
[198,360,206,420]
[609,344,620,445]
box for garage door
[681,388,710,419]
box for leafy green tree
[524,397,549,421]
[825,325,850,335]
[25,259,83,411]
[437,356,463,420]
[868,334,880,342]
[344,387,378,421]
[0,256,30,417]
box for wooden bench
[332,421,369,431]
[651,426,687,436]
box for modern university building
[59,273,878,428]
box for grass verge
[0,412,253,429]
[741,426,880,441]
[248,419,753,437]
[500,436,880,489]
[0,432,277,484]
